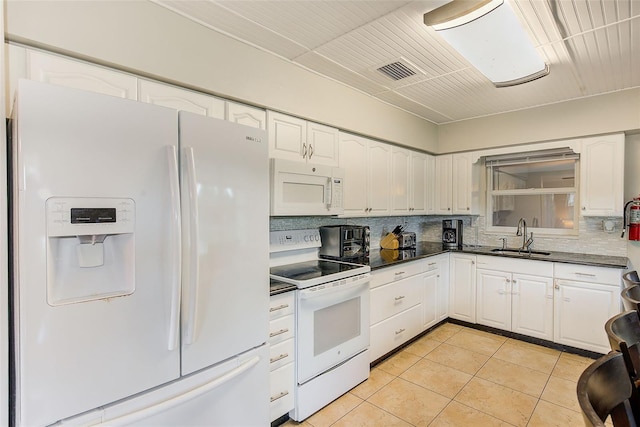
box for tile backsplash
[270,215,626,257]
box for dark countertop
[368,241,629,271]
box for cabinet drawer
[269,339,294,372]
[370,304,422,362]
[554,263,623,286]
[370,275,422,325]
[370,261,424,289]
[269,292,295,320]
[268,315,294,345]
[476,255,553,277]
[270,363,294,422]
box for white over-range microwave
[270,158,344,216]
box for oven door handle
[299,276,370,300]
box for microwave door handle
[326,177,333,210]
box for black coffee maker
[442,219,463,249]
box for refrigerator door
[100,345,270,426]
[179,112,269,375]
[12,80,181,426]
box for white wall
[438,88,640,153]
[4,0,438,152]
[625,133,640,270]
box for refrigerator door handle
[183,146,200,345]
[103,356,261,426]
[166,146,181,351]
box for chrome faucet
[516,218,534,251]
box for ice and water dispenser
[46,197,135,306]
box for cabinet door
[390,147,411,215]
[512,274,553,341]
[267,111,306,162]
[476,269,511,330]
[449,254,476,323]
[339,134,369,216]
[422,270,438,330]
[226,102,266,129]
[139,80,225,118]
[425,154,436,215]
[368,141,391,216]
[452,152,472,214]
[410,152,429,215]
[436,256,450,322]
[579,134,624,216]
[554,279,620,353]
[28,50,137,99]
[307,122,339,166]
[435,155,452,214]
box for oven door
[296,276,370,384]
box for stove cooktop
[269,259,370,288]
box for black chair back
[577,351,640,427]
[623,271,640,288]
[606,310,640,384]
[622,286,640,313]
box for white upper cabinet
[226,102,266,129]
[27,50,137,99]
[339,133,390,217]
[391,148,432,216]
[435,155,453,214]
[267,111,339,166]
[138,80,225,118]
[452,152,473,214]
[390,147,411,215]
[579,133,625,216]
[436,152,482,215]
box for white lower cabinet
[369,262,424,362]
[475,256,553,341]
[553,263,623,354]
[449,254,477,323]
[423,254,449,329]
[268,292,295,422]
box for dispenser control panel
[46,197,135,236]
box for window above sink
[485,148,579,236]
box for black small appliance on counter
[319,225,370,260]
[442,219,463,249]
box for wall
[3,0,438,152]
[438,88,640,153]
[625,133,640,270]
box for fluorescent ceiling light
[424,0,549,87]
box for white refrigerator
[10,79,270,426]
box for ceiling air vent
[376,61,417,81]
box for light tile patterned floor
[282,323,597,427]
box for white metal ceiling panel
[154,0,308,59]
[374,90,454,123]
[294,51,387,95]
[215,0,411,51]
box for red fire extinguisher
[623,197,640,240]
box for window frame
[485,159,580,237]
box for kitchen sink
[490,248,551,256]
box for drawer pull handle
[395,295,406,301]
[270,391,290,403]
[395,328,406,335]
[428,262,436,266]
[575,272,596,277]
[395,271,405,276]
[270,328,289,338]
[270,353,289,364]
[270,304,289,312]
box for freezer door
[100,345,270,426]
[12,80,181,426]
[179,111,269,375]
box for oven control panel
[270,229,322,253]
